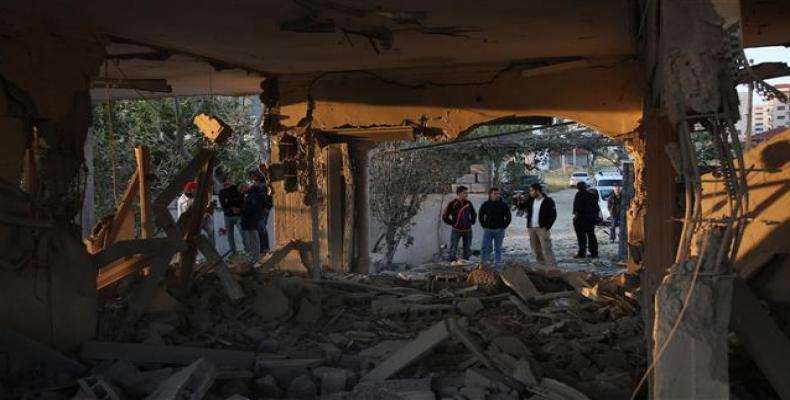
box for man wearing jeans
[218,179,244,253]
[442,186,477,262]
[517,183,558,267]
[478,187,511,271]
[239,182,264,262]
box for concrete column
[351,143,372,274]
[641,113,681,396]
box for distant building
[745,83,790,135]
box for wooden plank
[326,145,344,272]
[731,278,790,400]
[178,156,214,288]
[81,341,255,369]
[135,145,154,239]
[340,143,355,271]
[194,235,244,300]
[93,238,186,268]
[128,252,177,319]
[105,170,139,245]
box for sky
[742,46,790,104]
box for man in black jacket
[239,182,264,262]
[516,183,558,267]
[442,185,477,262]
[249,169,273,253]
[573,181,599,258]
[478,187,511,271]
[218,179,244,253]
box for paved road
[502,189,624,274]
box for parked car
[592,170,623,188]
[568,171,590,187]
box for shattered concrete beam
[361,320,450,382]
[81,341,255,369]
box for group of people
[441,180,622,271]
[176,169,273,263]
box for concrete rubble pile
[5,261,644,400]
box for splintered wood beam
[135,145,154,239]
[94,239,188,290]
[195,235,244,300]
[153,149,214,239]
[178,156,215,288]
[106,170,140,245]
[193,113,233,144]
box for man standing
[516,183,558,267]
[239,182,264,262]
[607,185,623,243]
[249,169,273,253]
[478,187,511,271]
[218,179,244,254]
[572,181,599,258]
[176,181,198,219]
[442,185,477,262]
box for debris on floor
[3,260,644,400]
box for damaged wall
[0,19,104,350]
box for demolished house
[0,0,789,399]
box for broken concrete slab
[253,284,291,321]
[530,378,590,400]
[361,320,450,382]
[254,375,284,398]
[294,297,322,324]
[193,113,233,144]
[81,341,255,369]
[76,376,125,400]
[318,367,347,396]
[144,358,216,400]
[287,374,317,400]
[500,265,541,302]
[447,318,495,370]
[457,298,484,316]
[512,359,539,386]
[354,378,435,400]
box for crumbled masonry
[5,259,647,399]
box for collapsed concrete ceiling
[2,0,641,98]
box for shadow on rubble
[4,259,646,399]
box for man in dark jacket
[607,185,622,242]
[478,187,511,271]
[442,185,477,262]
[218,179,244,253]
[516,183,558,267]
[239,182,264,261]
[249,169,273,253]
[572,181,599,258]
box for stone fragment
[253,285,291,321]
[277,276,305,298]
[492,336,530,359]
[318,367,347,396]
[287,374,317,400]
[511,359,538,386]
[457,298,484,316]
[500,265,541,301]
[254,375,283,398]
[295,297,322,324]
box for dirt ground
[503,189,624,275]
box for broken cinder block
[193,113,233,144]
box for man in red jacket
[442,186,477,262]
